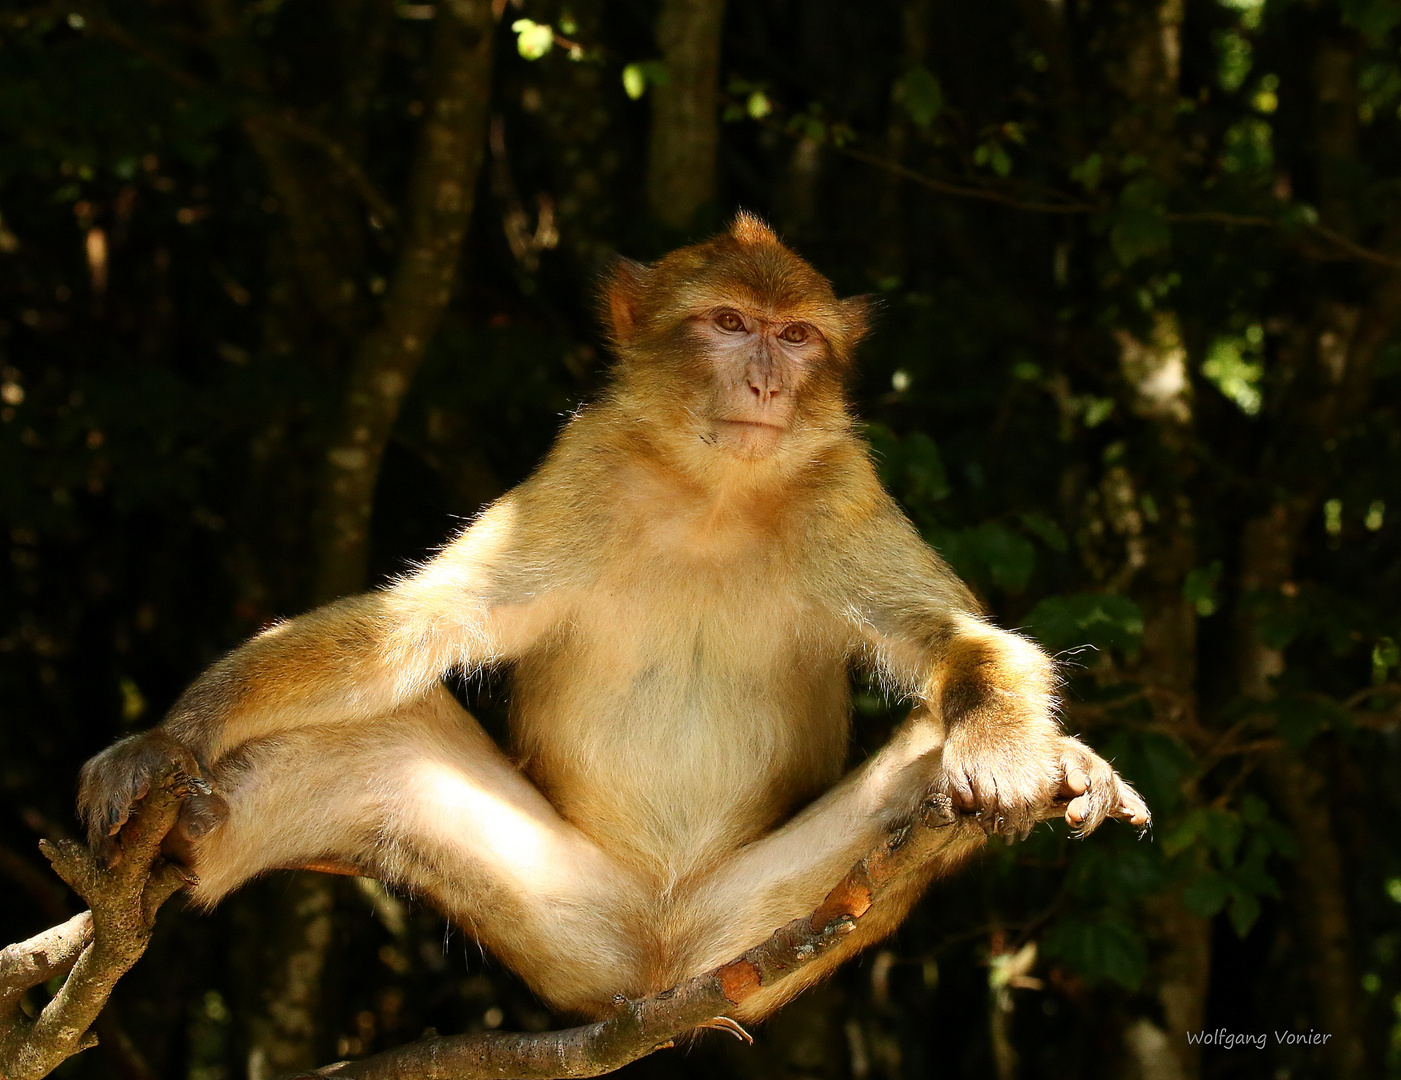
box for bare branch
[0,913,92,1004]
[0,766,192,1080]
[727,98,1401,268]
[302,797,993,1079]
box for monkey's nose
[747,377,782,402]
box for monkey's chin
[713,420,786,458]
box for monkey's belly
[511,641,850,877]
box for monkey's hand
[78,730,229,871]
[939,725,1149,840]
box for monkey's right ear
[603,257,652,346]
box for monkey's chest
[510,572,851,875]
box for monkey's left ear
[603,257,652,346]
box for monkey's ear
[839,294,876,349]
[729,211,779,247]
[603,257,652,345]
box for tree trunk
[313,0,499,603]
[1231,501,1370,1078]
[1099,9,1208,1062]
[239,3,500,1073]
[646,0,727,231]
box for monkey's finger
[944,768,978,813]
[106,803,130,836]
[1110,784,1151,828]
[156,789,229,872]
[1061,767,1089,797]
[1065,794,1091,831]
[93,832,123,871]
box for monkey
[78,212,1149,1023]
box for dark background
[2,1,1400,1078]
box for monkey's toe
[1056,737,1151,836]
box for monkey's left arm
[836,490,1149,839]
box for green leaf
[968,522,1036,592]
[1183,562,1223,617]
[1041,916,1147,989]
[1068,842,1170,897]
[1274,696,1326,750]
[1071,152,1103,192]
[621,61,669,100]
[903,431,950,502]
[1024,593,1144,656]
[1110,177,1171,265]
[1182,872,1231,917]
[868,425,950,509]
[512,19,554,61]
[1018,512,1067,552]
[1248,593,1305,650]
[897,65,944,127]
[1228,887,1262,936]
[1342,0,1401,43]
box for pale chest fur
[510,469,854,880]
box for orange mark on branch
[810,870,873,932]
[717,958,762,1003]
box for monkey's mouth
[716,419,785,432]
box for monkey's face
[603,213,871,464]
[692,305,823,458]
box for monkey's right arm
[78,495,568,865]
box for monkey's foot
[78,730,228,869]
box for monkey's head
[602,213,871,463]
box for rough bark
[313,0,499,603]
[1222,37,1401,1074]
[646,0,727,230]
[1101,9,1211,1062]
[300,797,984,1080]
[1116,318,1210,1080]
[224,3,501,1072]
[0,767,192,1080]
[0,789,1012,1080]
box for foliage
[2,0,1401,1078]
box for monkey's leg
[669,711,1142,1021]
[188,685,652,1015]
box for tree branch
[728,97,1401,268]
[0,766,194,1080]
[0,778,1103,1080]
[301,795,993,1080]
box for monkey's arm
[822,489,1149,839]
[78,495,569,861]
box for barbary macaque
[79,213,1148,1021]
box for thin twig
[0,765,194,1080]
[733,96,1401,268]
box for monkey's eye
[714,311,745,333]
[779,324,810,344]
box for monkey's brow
[692,306,816,327]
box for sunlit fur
[78,214,1148,1022]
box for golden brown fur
[78,213,1147,1022]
